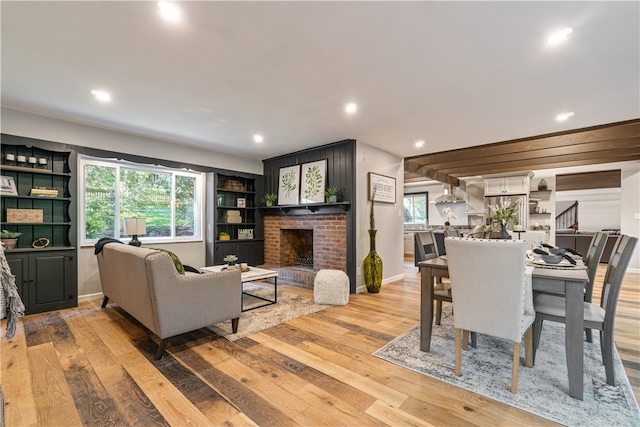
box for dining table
[418,256,589,400]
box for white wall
[555,189,621,231]
[356,141,404,292]
[2,108,265,298]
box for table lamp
[125,217,146,247]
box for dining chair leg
[524,327,533,368]
[602,328,616,386]
[455,328,462,376]
[462,330,469,351]
[532,315,543,364]
[585,328,593,343]
[435,300,443,325]
[511,342,521,393]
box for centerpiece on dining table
[487,197,521,239]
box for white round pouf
[314,269,349,305]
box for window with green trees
[404,193,428,225]
[80,156,203,244]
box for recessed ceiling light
[253,134,264,143]
[157,1,181,22]
[546,28,573,46]
[415,140,425,148]
[91,89,111,102]
[345,103,358,114]
[556,112,575,122]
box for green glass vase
[363,229,383,293]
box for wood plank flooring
[2,261,638,426]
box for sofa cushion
[151,248,185,275]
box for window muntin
[80,156,203,245]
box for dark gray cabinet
[6,250,77,314]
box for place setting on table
[527,243,587,270]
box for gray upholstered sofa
[97,243,242,358]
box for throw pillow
[151,248,185,275]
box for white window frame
[79,155,204,246]
[404,192,428,225]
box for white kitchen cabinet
[484,176,529,195]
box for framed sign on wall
[368,172,396,204]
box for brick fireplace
[264,213,347,288]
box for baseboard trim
[78,292,103,303]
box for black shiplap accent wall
[262,139,357,292]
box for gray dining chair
[446,237,534,393]
[533,234,638,387]
[582,231,609,342]
[415,231,451,325]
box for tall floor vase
[363,229,383,293]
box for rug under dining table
[373,308,639,427]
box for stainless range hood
[433,184,463,204]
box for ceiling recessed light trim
[546,27,573,46]
[253,134,264,143]
[415,140,425,148]
[91,89,111,102]
[157,1,181,22]
[556,112,575,122]
[345,102,358,114]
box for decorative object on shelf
[278,165,300,205]
[363,188,383,293]
[238,229,254,240]
[218,231,230,241]
[237,198,246,208]
[221,179,246,191]
[261,193,277,207]
[16,155,26,163]
[217,194,225,206]
[0,176,18,196]
[538,179,548,191]
[300,160,326,204]
[487,197,521,239]
[31,237,50,249]
[368,172,396,204]
[125,217,146,247]
[442,207,457,226]
[6,208,44,223]
[223,254,238,268]
[223,210,242,224]
[1,230,21,250]
[30,186,58,197]
[4,153,15,162]
[324,186,341,203]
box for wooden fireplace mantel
[259,202,350,215]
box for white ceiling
[2,1,638,160]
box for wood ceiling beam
[403,119,640,182]
[419,138,640,172]
[404,159,459,186]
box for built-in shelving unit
[1,139,77,314]
[213,173,264,265]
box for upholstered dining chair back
[446,237,533,393]
[446,238,531,342]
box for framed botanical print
[278,165,300,205]
[300,160,326,204]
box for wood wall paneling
[556,170,622,192]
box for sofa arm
[147,257,242,339]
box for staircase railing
[556,201,578,230]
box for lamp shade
[125,217,146,236]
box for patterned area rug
[373,308,639,427]
[207,284,328,341]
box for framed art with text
[278,165,300,205]
[368,172,396,203]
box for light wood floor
[1,261,638,426]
